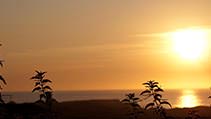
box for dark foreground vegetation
[0,102,57,119]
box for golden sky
[1,0,211,91]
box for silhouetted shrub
[31,70,53,103]
[0,46,6,104]
[140,80,171,119]
[121,93,143,119]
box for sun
[170,28,208,60]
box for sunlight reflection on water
[177,90,201,108]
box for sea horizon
[2,89,211,108]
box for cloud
[131,26,211,38]
[131,32,168,38]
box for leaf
[35,82,40,86]
[160,101,172,108]
[152,81,159,85]
[42,79,52,83]
[121,99,130,103]
[35,70,40,74]
[32,87,41,92]
[145,103,155,110]
[36,71,47,75]
[154,88,164,92]
[151,84,159,88]
[148,80,154,85]
[154,94,162,100]
[145,86,150,88]
[133,97,139,101]
[43,86,52,90]
[140,90,151,95]
[129,93,135,97]
[33,70,46,79]
[31,76,39,79]
[131,103,140,108]
[142,82,150,86]
[0,75,6,85]
[126,93,135,99]
[0,60,4,67]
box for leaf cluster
[0,60,6,88]
[121,93,142,119]
[0,60,6,104]
[140,80,171,119]
[121,93,140,108]
[31,70,52,102]
[140,80,171,110]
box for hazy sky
[1,0,211,91]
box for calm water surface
[2,89,211,108]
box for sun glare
[178,90,200,108]
[170,28,208,61]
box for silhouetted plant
[140,80,171,119]
[31,70,53,103]
[0,56,6,104]
[208,88,211,107]
[121,93,143,119]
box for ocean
[2,89,211,108]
